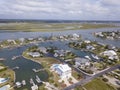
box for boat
[30,78,35,85]
[16,82,21,88]
[22,80,26,85]
[0,58,6,61]
[85,55,91,60]
[91,54,99,60]
[36,75,42,83]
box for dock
[12,55,21,60]
[30,78,35,85]
[32,68,45,72]
[12,66,19,70]
[36,75,42,83]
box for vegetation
[84,78,116,90]
[0,68,15,88]
[0,23,117,32]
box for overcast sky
[0,0,120,20]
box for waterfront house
[51,64,72,79]
[84,40,91,44]
[28,38,34,41]
[27,52,41,58]
[74,57,90,68]
[86,45,95,50]
[102,50,119,60]
[72,33,80,40]
[38,37,44,42]
[7,39,16,44]
[95,32,104,37]
[39,47,47,54]
[19,38,25,43]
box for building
[74,57,90,68]
[51,64,72,79]
[27,52,41,58]
[102,50,119,60]
[39,47,47,54]
[72,33,80,40]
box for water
[0,27,120,47]
[0,46,48,90]
[0,27,120,89]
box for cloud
[0,0,119,20]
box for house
[38,37,44,42]
[102,50,119,60]
[51,64,72,79]
[74,57,90,67]
[72,33,80,40]
[84,40,91,44]
[27,52,41,58]
[7,39,16,44]
[19,38,25,43]
[28,38,34,41]
[39,47,47,54]
[95,32,104,37]
[86,45,95,50]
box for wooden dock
[32,68,45,72]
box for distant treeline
[0,19,120,23]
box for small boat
[36,75,42,83]
[30,78,35,85]
[91,54,99,60]
[12,55,21,60]
[85,55,91,60]
[16,82,21,88]
[22,80,26,85]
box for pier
[12,55,21,60]
[36,75,42,83]
[12,66,19,70]
[32,68,45,72]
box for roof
[0,85,10,90]
[103,50,117,56]
[52,64,71,73]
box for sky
[0,0,120,20]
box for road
[64,64,120,90]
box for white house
[27,52,41,58]
[51,64,72,79]
[102,50,119,60]
[74,57,90,67]
[72,33,80,40]
[39,47,47,54]
[84,40,91,44]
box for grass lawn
[84,78,116,90]
[0,69,15,88]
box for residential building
[51,64,72,79]
[27,52,41,58]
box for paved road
[64,64,120,90]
